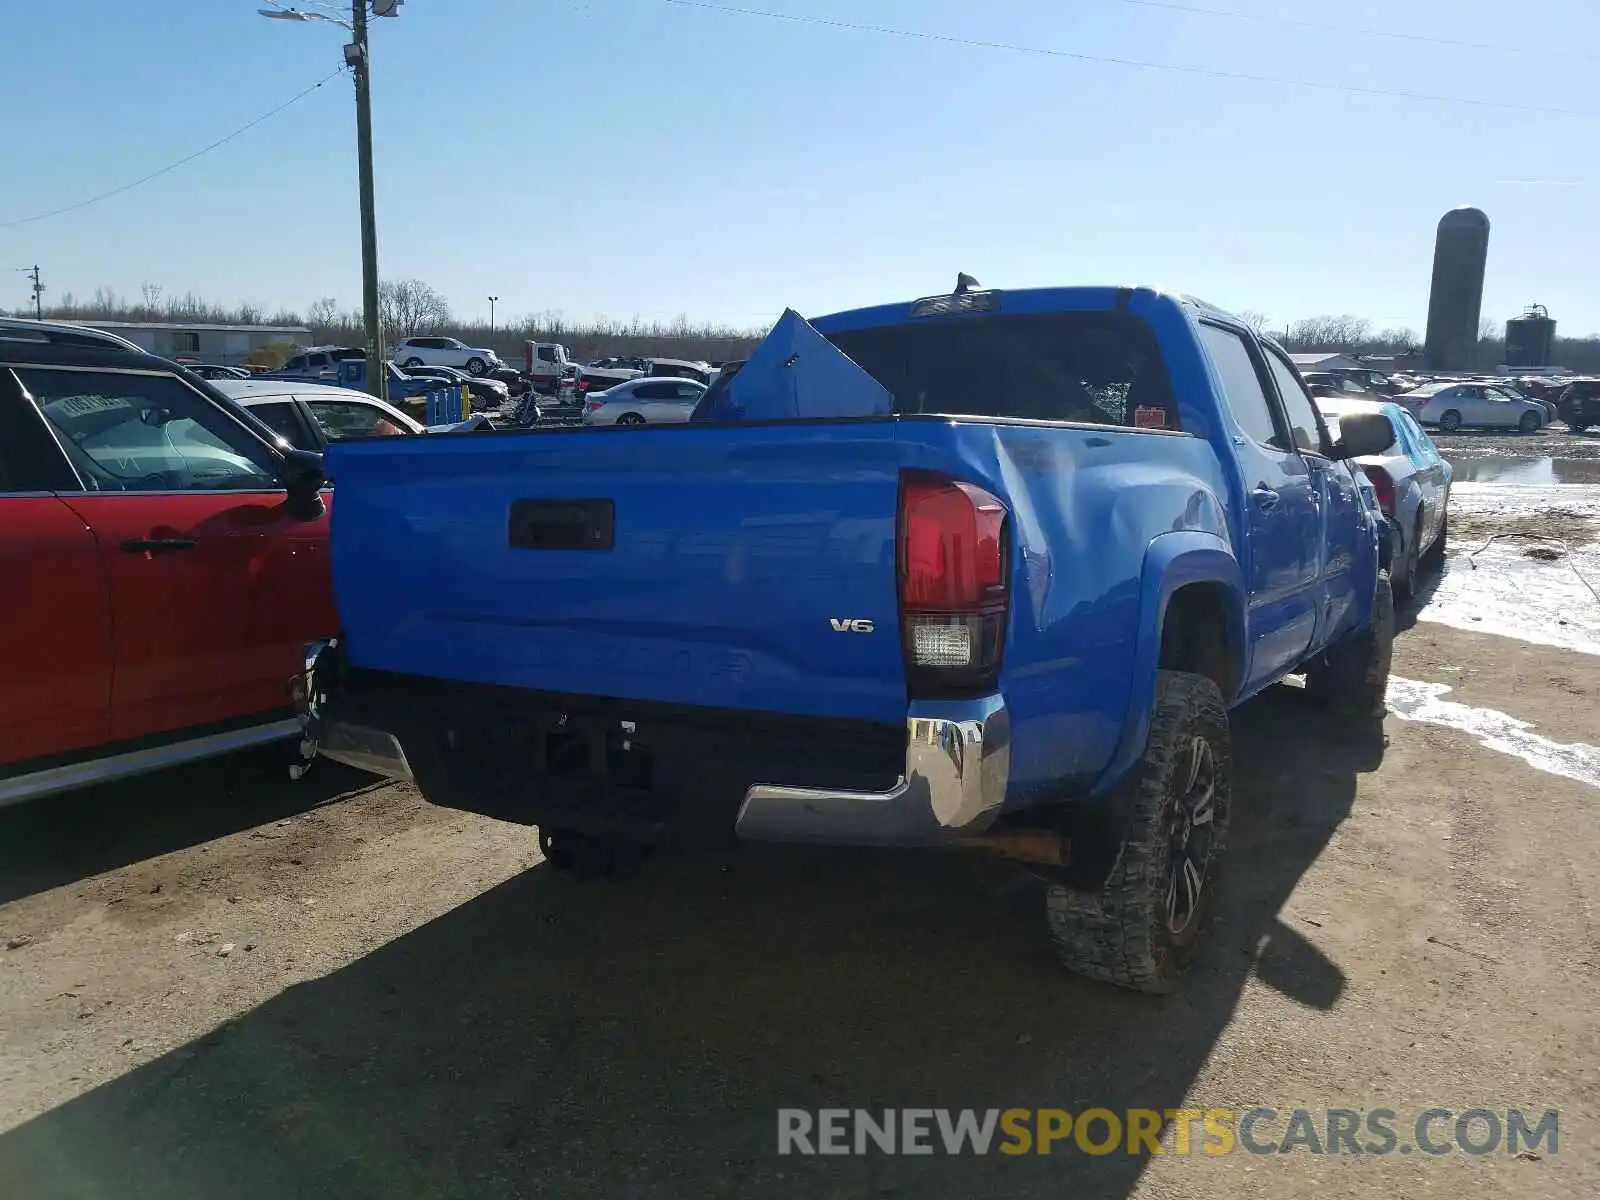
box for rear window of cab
[824,311,1180,432]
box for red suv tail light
[898,473,1009,695]
[1362,465,1396,515]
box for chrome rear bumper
[734,694,1009,845]
[303,632,1008,847]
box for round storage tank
[1423,207,1490,372]
[1504,304,1556,368]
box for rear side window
[1200,324,1279,447]
[306,399,410,440]
[248,400,306,447]
[0,383,77,492]
[1262,349,1328,455]
[825,311,1180,430]
[1400,411,1435,461]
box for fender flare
[1089,531,1245,804]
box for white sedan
[1403,382,1546,433]
[582,378,707,426]
[213,380,484,451]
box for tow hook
[288,638,335,782]
[287,736,319,782]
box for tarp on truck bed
[703,308,893,422]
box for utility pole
[489,295,499,334]
[260,3,399,399]
[20,265,43,319]
[349,1,384,401]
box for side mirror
[280,449,327,521]
[1330,411,1395,460]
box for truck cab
[525,342,573,393]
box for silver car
[581,378,707,426]
[1405,381,1546,433]
[1317,399,1453,598]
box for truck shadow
[0,754,375,906]
[0,686,1384,1200]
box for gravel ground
[1,456,1597,1198]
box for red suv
[0,319,336,805]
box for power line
[662,1,1600,119]
[0,68,347,230]
[1117,0,1600,64]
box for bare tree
[140,282,162,311]
[308,297,340,329]
[1282,315,1372,351]
[1478,316,1499,341]
[379,279,451,338]
[1236,310,1270,334]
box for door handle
[1251,485,1281,511]
[119,537,198,555]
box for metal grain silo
[1423,207,1490,372]
[1504,304,1556,368]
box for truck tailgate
[325,424,910,722]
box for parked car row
[1396,380,1548,432]
[1286,357,1599,434]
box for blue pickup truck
[303,282,1396,992]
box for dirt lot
[2,478,1597,1198]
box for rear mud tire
[1393,517,1421,600]
[1423,513,1447,568]
[1305,570,1394,717]
[1044,671,1232,994]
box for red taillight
[579,378,592,393]
[1363,465,1395,515]
[899,473,1009,692]
[585,399,605,412]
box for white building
[63,321,310,366]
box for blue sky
[2,0,1597,334]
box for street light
[488,295,499,334]
[260,1,402,400]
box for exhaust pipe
[965,830,1071,868]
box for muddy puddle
[1406,468,1600,654]
[1442,455,1600,485]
